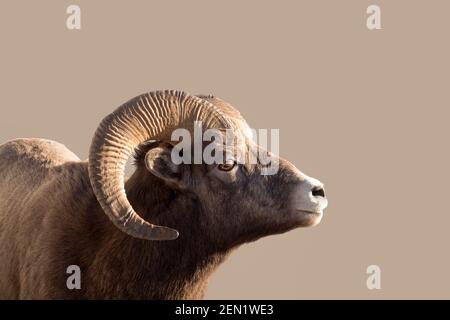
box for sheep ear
[145,147,181,185]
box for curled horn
[88,90,230,240]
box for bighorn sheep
[0,90,328,299]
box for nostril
[312,186,325,198]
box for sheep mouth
[295,209,323,215]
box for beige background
[0,0,449,299]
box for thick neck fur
[82,166,229,299]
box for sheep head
[88,90,328,245]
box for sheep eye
[218,161,236,172]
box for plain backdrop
[0,0,449,299]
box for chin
[294,210,323,228]
[270,210,324,237]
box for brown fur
[0,97,324,299]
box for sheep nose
[312,185,325,198]
[293,176,328,213]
